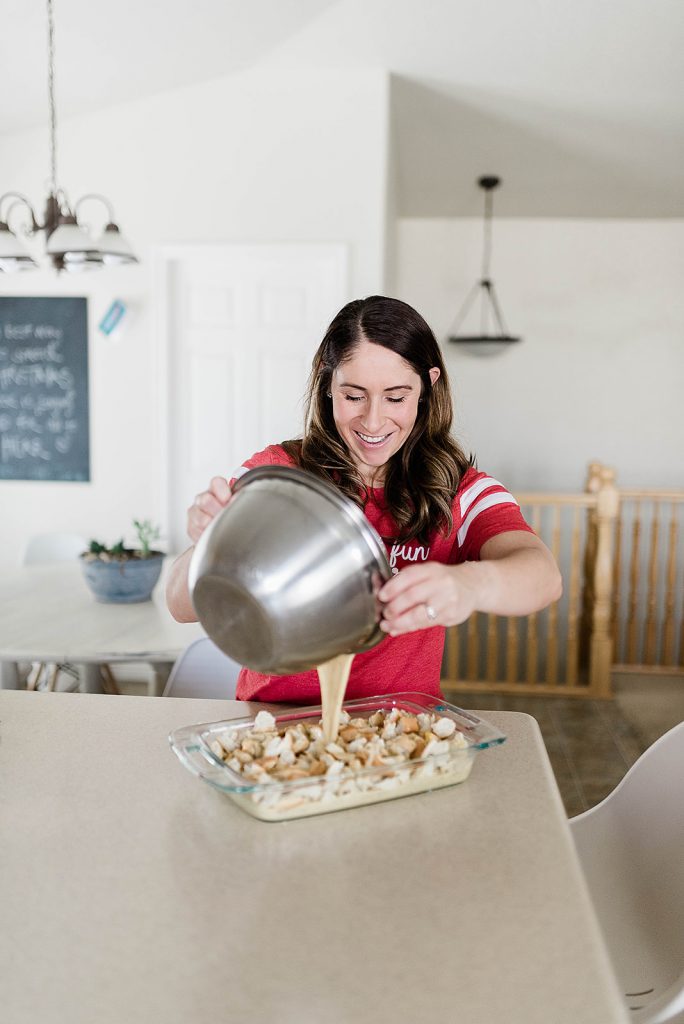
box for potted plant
[80,519,165,603]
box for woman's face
[330,338,440,485]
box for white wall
[0,68,390,569]
[394,218,684,492]
[3,65,681,573]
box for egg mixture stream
[317,652,355,743]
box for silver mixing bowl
[188,465,392,674]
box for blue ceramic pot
[80,553,164,604]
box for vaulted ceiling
[2,0,682,216]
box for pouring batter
[317,652,355,743]
[167,296,562,704]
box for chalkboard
[0,297,90,481]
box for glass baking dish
[168,691,506,822]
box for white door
[158,244,348,551]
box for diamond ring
[424,603,437,622]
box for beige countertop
[0,691,628,1024]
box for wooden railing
[604,478,684,676]
[441,462,683,700]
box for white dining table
[0,691,629,1024]
[0,558,204,694]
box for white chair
[163,637,242,700]
[570,721,684,1024]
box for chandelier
[0,0,138,273]
[447,175,519,354]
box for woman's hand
[379,562,480,636]
[187,476,232,543]
[378,532,562,637]
[168,475,233,622]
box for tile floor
[444,689,644,816]
[446,673,684,816]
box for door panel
[163,245,347,550]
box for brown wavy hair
[282,296,474,542]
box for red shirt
[229,445,533,703]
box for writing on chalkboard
[0,297,90,481]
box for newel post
[588,466,620,698]
[579,461,603,670]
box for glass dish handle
[169,728,228,785]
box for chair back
[24,533,87,565]
[570,721,684,1024]
[163,637,241,700]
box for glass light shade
[0,223,38,271]
[99,223,139,265]
[447,336,520,357]
[62,258,102,273]
[46,220,106,267]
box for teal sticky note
[99,300,126,336]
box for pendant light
[0,0,138,273]
[447,176,519,355]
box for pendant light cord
[448,176,515,341]
[449,183,497,335]
[46,0,57,197]
[481,187,493,282]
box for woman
[167,296,562,701]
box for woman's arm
[166,476,232,623]
[166,546,198,622]
[378,531,562,636]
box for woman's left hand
[377,533,563,636]
[378,562,481,636]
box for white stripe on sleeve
[457,491,519,547]
[459,476,507,517]
[229,464,249,484]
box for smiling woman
[327,342,440,487]
[331,343,431,478]
[288,296,468,543]
[166,295,562,703]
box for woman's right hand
[187,476,232,543]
